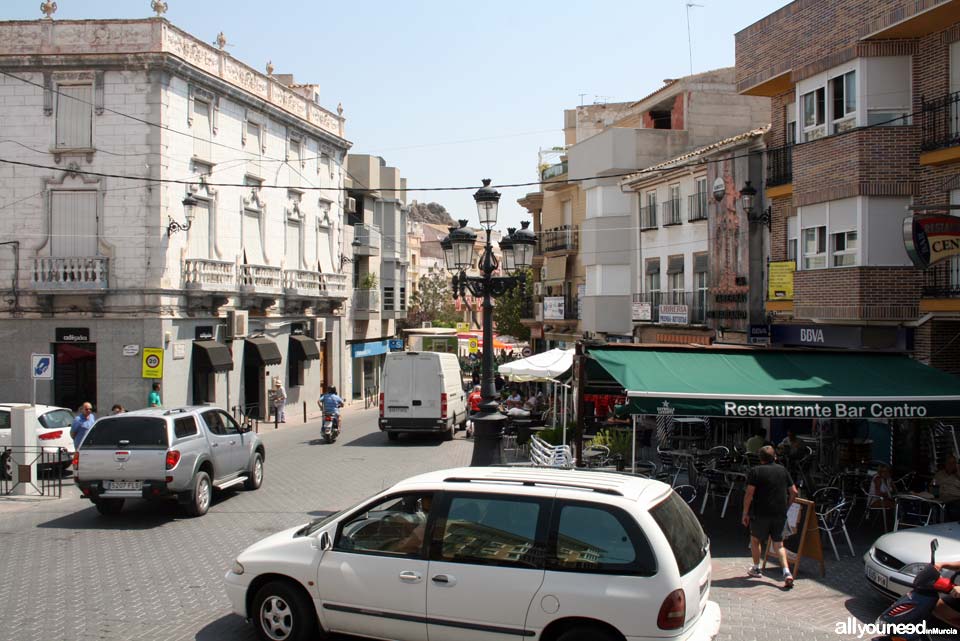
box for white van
[378,351,467,441]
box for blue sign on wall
[352,340,389,359]
[388,339,404,351]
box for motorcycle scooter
[322,413,340,443]
[872,539,959,641]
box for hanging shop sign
[543,297,565,320]
[56,327,89,343]
[904,214,960,268]
[632,302,652,322]
[658,304,688,325]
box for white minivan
[379,351,468,441]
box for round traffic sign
[145,354,160,368]
[521,347,532,357]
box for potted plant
[359,272,378,290]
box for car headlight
[900,563,926,577]
[232,560,245,575]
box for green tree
[492,268,532,341]
[405,267,461,328]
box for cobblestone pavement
[0,412,916,641]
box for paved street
[0,408,900,641]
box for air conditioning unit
[345,196,357,213]
[422,321,432,328]
[226,310,248,339]
[310,317,326,340]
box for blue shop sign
[352,340,389,358]
[388,339,404,351]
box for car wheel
[244,453,263,491]
[94,498,124,516]
[556,625,618,641]
[442,423,454,441]
[252,580,318,641]
[186,471,212,517]
[387,432,399,441]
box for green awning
[589,347,960,418]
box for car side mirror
[320,531,331,551]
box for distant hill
[408,201,455,226]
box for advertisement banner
[658,304,689,324]
[632,302,652,321]
[904,214,960,268]
[768,260,795,300]
[543,297,565,320]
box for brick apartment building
[736,0,960,373]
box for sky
[4,0,792,230]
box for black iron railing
[921,91,960,152]
[632,290,708,324]
[766,145,793,187]
[0,447,65,497]
[520,298,537,319]
[539,225,578,253]
[640,205,658,230]
[687,192,708,221]
[923,260,960,298]
[662,199,682,226]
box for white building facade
[0,18,351,418]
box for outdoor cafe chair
[858,477,890,532]
[699,468,736,517]
[657,447,683,487]
[817,499,855,560]
[812,486,843,510]
[893,495,940,531]
[674,484,697,505]
[581,444,611,468]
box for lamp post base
[469,410,506,467]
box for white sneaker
[747,566,762,578]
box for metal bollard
[303,401,307,424]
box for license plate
[108,480,142,491]
[388,407,409,414]
[866,566,888,588]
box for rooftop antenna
[686,3,704,76]
[578,93,588,106]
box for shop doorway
[243,351,263,420]
[54,342,97,412]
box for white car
[864,521,960,599]
[0,403,76,478]
[225,466,721,641]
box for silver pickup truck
[74,406,264,517]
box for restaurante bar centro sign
[627,397,956,418]
[904,214,960,268]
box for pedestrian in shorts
[742,445,799,588]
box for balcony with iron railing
[352,288,380,316]
[539,225,578,254]
[921,91,960,153]
[240,263,283,295]
[766,145,793,187]
[32,256,109,291]
[183,258,236,292]
[662,198,682,226]
[632,290,708,324]
[923,259,960,298]
[687,192,708,222]
[541,161,568,181]
[541,295,580,322]
[520,298,538,321]
[353,223,382,257]
[640,205,658,231]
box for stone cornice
[0,18,347,145]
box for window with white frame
[242,176,264,265]
[667,255,684,304]
[802,88,825,141]
[193,99,212,159]
[285,216,302,270]
[245,120,262,152]
[831,230,858,267]
[51,191,97,256]
[321,153,332,178]
[288,137,302,188]
[785,102,797,145]
[830,71,857,133]
[787,216,798,268]
[56,84,93,149]
[645,259,660,295]
[802,226,827,269]
[186,197,212,260]
[693,253,708,323]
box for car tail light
[72,451,80,468]
[379,393,384,418]
[39,430,63,440]
[165,450,181,470]
[440,393,447,418]
[165,476,173,483]
[657,589,686,630]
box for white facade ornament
[216,32,227,50]
[150,0,168,17]
[266,60,274,76]
[337,102,343,116]
[40,1,57,19]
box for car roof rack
[442,476,624,496]
[162,408,190,416]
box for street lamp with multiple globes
[442,179,536,466]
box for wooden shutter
[285,219,301,269]
[56,85,93,149]
[193,100,211,159]
[51,191,97,257]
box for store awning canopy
[193,341,233,373]
[289,334,320,362]
[589,347,960,418]
[245,337,282,366]
[499,348,574,382]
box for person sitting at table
[868,464,895,510]
[607,403,631,426]
[745,428,766,454]
[505,389,523,409]
[933,455,960,520]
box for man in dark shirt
[742,445,798,587]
